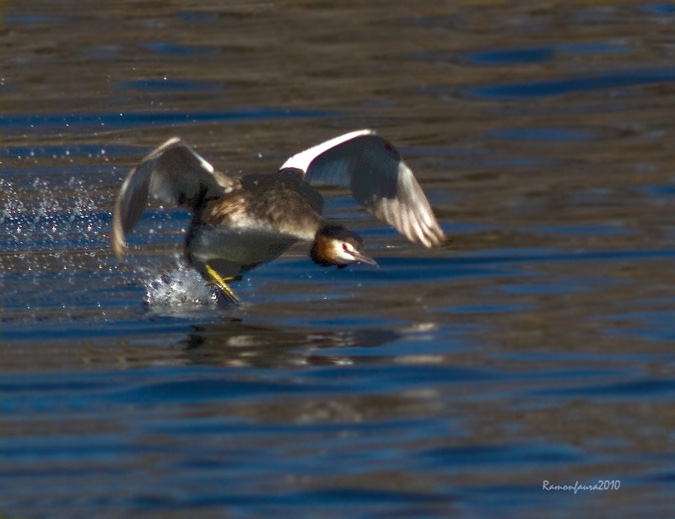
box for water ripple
[468,68,675,100]
[0,109,340,134]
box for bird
[111,129,445,303]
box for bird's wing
[111,137,234,259]
[281,130,445,247]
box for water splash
[140,257,222,313]
[0,177,109,253]
[0,172,235,322]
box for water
[1,1,674,518]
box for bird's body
[112,130,445,302]
[186,170,324,280]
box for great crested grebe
[111,129,445,303]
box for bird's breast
[187,224,298,275]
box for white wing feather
[281,129,374,172]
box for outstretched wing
[281,130,445,247]
[111,137,234,259]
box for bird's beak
[352,251,378,266]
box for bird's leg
[203,263,240,304]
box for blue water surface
[1,1,674,519]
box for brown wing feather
[111,137,234,259]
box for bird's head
[311,224,377,268]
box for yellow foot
[204,264,240,304]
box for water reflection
[182,321,401,368]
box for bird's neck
[310,234,338,267]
